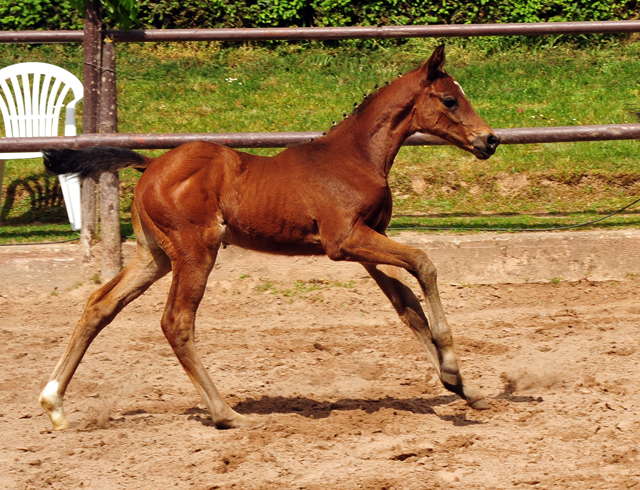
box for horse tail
[43,146,153,180]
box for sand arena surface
[0,235,639,489]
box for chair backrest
[0,62,83,146]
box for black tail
[43,146,151,180]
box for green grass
[0,222,78,244]
[254,278,355,301]
[1,39,640,243]
[388,210,640,234]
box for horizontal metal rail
[108,21,640,42]
[1,124,638,152]
[0,22,638,152]
[0,30,84,44]
[2,20,640,44]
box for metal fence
[3,20,640,43]
[2,13,640,274]
[2,19,640,152]
[1,125,640,152]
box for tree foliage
[0,0,637,32]
[69,0,139,28]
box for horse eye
[442,98,457,109]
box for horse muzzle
[471,132,500,160]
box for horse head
[412,45,500,160]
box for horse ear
[421,45,446,83]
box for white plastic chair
[0,62,84,230]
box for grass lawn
[1,38,639,243]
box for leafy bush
[0,0,638,34]
[135,0,640,29]
[0,0,82,30]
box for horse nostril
[487,134,500,149]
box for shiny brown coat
[40,45,499,430]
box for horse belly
[222,221,325,256]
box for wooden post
[81,0,101,261]
[99,37,121,279]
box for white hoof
[39,381,71,430]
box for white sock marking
[42,380,59,399]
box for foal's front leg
[325,224,488,409]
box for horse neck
[329,73,422,177]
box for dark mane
[327,69,408,134]
[327,63,451,135]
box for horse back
[134,141,390,256]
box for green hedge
[0,0,82,30]
[1,0,638,31]
[136,0,640,29]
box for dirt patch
[388,167,640,215]
[497,172,529,197]
[1,238,639,489]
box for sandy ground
[0,236,639,489]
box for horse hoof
[40,382,71,430]
[216,414,262,430]
[461,383,488,410]
[468,398,490,410]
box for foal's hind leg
[362,263,488,409]
[159,241,258,429]
[40,216,171,430]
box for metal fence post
[81,0,101,261]
[99,37,121,279]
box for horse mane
[326,78,393,135]
[327,63,449,135]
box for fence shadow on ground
[0,173,68,225]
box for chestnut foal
[40,45,499,431]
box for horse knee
[410,251,438,283]
[418,252,437,276]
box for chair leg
[58,173,82,231]
[0,160,5,211]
